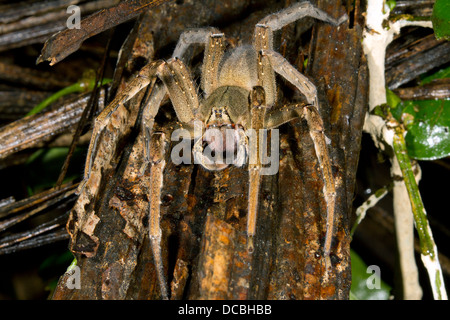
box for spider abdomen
[217,46,258,91]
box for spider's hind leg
[79,61,162,195]
[252,1,347,107]
[255,1,347,44]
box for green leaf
[401,100,450,160]
[303,57,308,69]
[386,0,396,12]
[386,88,403,120]
[386,88,402,109]
[350,249,391,300]
[432,0,450,41]
[420,65,450,85]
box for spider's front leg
[78,54,199,299]
[260,51,337,270]
[247,86,268,252]
[142,28,225,299]
[142,58,199,300]
[251,0,345,268]
[81,57,198,193]
[265,100,336,271]
[69,61,164,259]
[81,26,222,195]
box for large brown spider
[74,1,346,299]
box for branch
[36,0,170,66]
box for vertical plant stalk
[390,120,447,300]
[390,156,422,299]
[362,0,446,299]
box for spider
[74,1,346,299]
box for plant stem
[26,77,111,117]
[391,126,432,256]
[390,119,447,299]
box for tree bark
[52,0,368,300]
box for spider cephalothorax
[75,1,346,299]
[193,85,251,171]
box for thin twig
[36,0,171,65]
[390,117,446,300]
[351,185,391,237]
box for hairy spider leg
[250,1,345,269]
[80,36,206,299]
[145,58,199,300]
[262,49,337,271]
[252,1,347,107]
[80,57,198,194]
[246,86,268,252]
[256,1,347,35]
[142,29,227,299]
[82,28,224,197]
[141,58,199,300]
[147,131,169,300]
[80,60,160,195]
[172,28,225,97]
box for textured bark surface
[52,0,368,300]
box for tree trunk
[52,0,368,300]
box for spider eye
[206,123,218,129]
